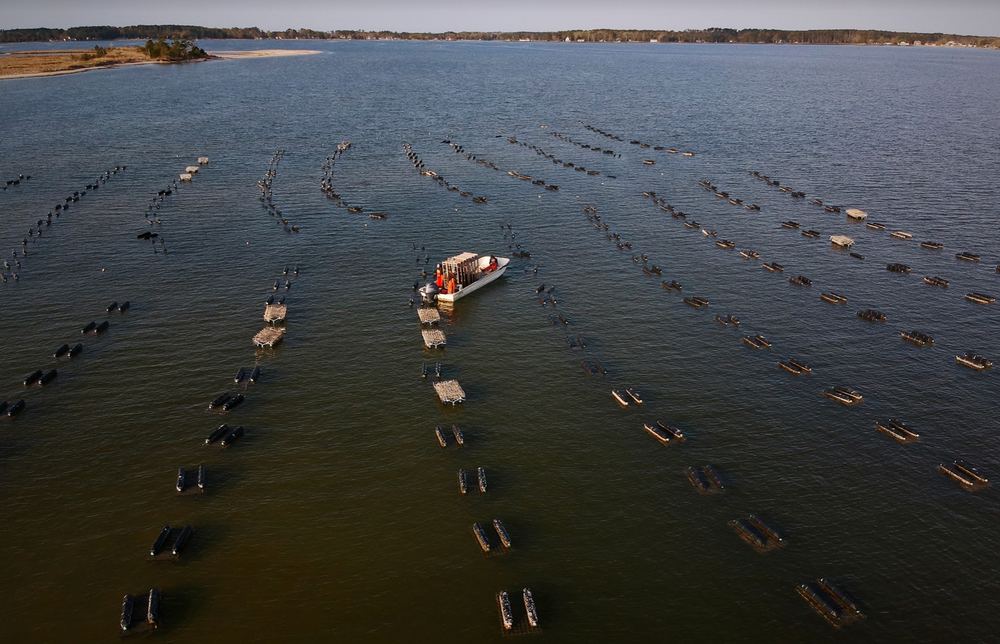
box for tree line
[138,38,208,60]
[1,25,997,48]
[0,25,267,43]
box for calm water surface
[1,41,999,642]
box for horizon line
[1,25,996,39]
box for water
[1,41,999,642]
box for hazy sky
[3,0,999,36]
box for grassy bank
[0,41,211,79]
[1,47,160,78]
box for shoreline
[211,49,322,59]
[0,49,321,80]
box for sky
[3,0,999,37]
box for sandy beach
[212,49,322,59]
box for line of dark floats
[647,156,993,318]
[443,136,562,193]
[321,142,388,221]
[569,117,998,626]
[441,136,555,198]
[441,131,635,271]
[441,128,623,215]
[749,168,998,269]
[494,127,711,389]
[481,141,698,623]
[2,172,32,192]
[644,179,993,432]
[493,222,547,630]
[481,176,772,629]
[446,119,986,625]
[257,149,303,233]
[122,262,293,635]
[409,240,436,288]
[579,182,867,626]
[1,166,126,283]
[578,120,698,159]
[414,220,544,632]
[677,174,997,487]
[135,170,189,254]
[319,144,350,207]
[436,127,836,625]
[501,135,616,181]
[402,141,490,203]
[581,116,993,382]
[550,129,622,158]
[498,127,968,468]
[584,199,876,624]
[738,172,998,293]
[2,300,129,420]
[674,172,995,355]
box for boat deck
[434,379,466,404]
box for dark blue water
[1,41,998,642]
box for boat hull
[436,256,509,303]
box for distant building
[650,39,658,43]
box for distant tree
[76,44,108,61]
[136,37,207,60]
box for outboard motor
[418,281,439,304]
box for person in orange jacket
[435,265,444,289]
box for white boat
[421,252,509,304]
[830,235,854,248]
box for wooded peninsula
[1,25,998,48]
[0,40,210,79]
